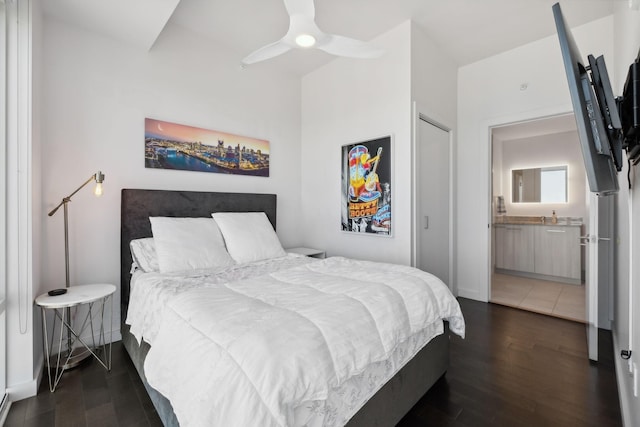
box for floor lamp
[47,171,105,368]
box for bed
[120,188,464,427]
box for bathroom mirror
[512,166,567,203]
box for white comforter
[126,254,315,345]
[142,256,465,427]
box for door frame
[5,0,37,402]
[0,0,8,420]
[411,102,456,294]
[485,108,575,301]
[586,192,601,360]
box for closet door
[416,116,451,287]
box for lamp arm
[48,174,98,217]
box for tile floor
[490,273,586,323]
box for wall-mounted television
[552,3,640,195]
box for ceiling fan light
[295,34,316,48]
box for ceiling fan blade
[241,40,292,65]
[283,0,315,19]
[318,35,384,59]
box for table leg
[40,293,114,392]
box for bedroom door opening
[414,113,452,290]
[489,115,591,325]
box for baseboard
[613,332,634,427]
[34,351,44,394]
[76,327,122,349]
[6,378,39,402]
[494,268,582,285]
[457,286,487,302]
[0,394,11,426]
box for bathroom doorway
[490,114,587,323]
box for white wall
[300,21,458,266]
[410,22,459,282]
[612,3,640,426]
[410,23,458,126]
[456,16,613,301]
[495,130,587,219]
[300,21,412,264]
[39,16,304,357]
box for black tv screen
[620,57,640,162]
[552,3,619,195]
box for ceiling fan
[241,0,384,66]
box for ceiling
[43,0,615,78]
[492,113,578,142]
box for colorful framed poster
[341,136,392,236]
[144,118,270,177]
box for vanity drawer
[494,224,535,273]
[534,226,581,280]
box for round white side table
[35,284,115,392]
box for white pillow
[212,212,286,264]
[129,238,159,273]
[149,217,235,273]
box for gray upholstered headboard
[120,189,277,312]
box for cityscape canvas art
[145,118,270,176]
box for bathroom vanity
[494,217,582,284]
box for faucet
[540,216,545,224]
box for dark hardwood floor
[398,298,622,427]
[6,298,622,426]
[5,342,163,427]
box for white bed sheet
[131,256,465,427]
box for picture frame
[341,136,392,236]
[144,118,270,177]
